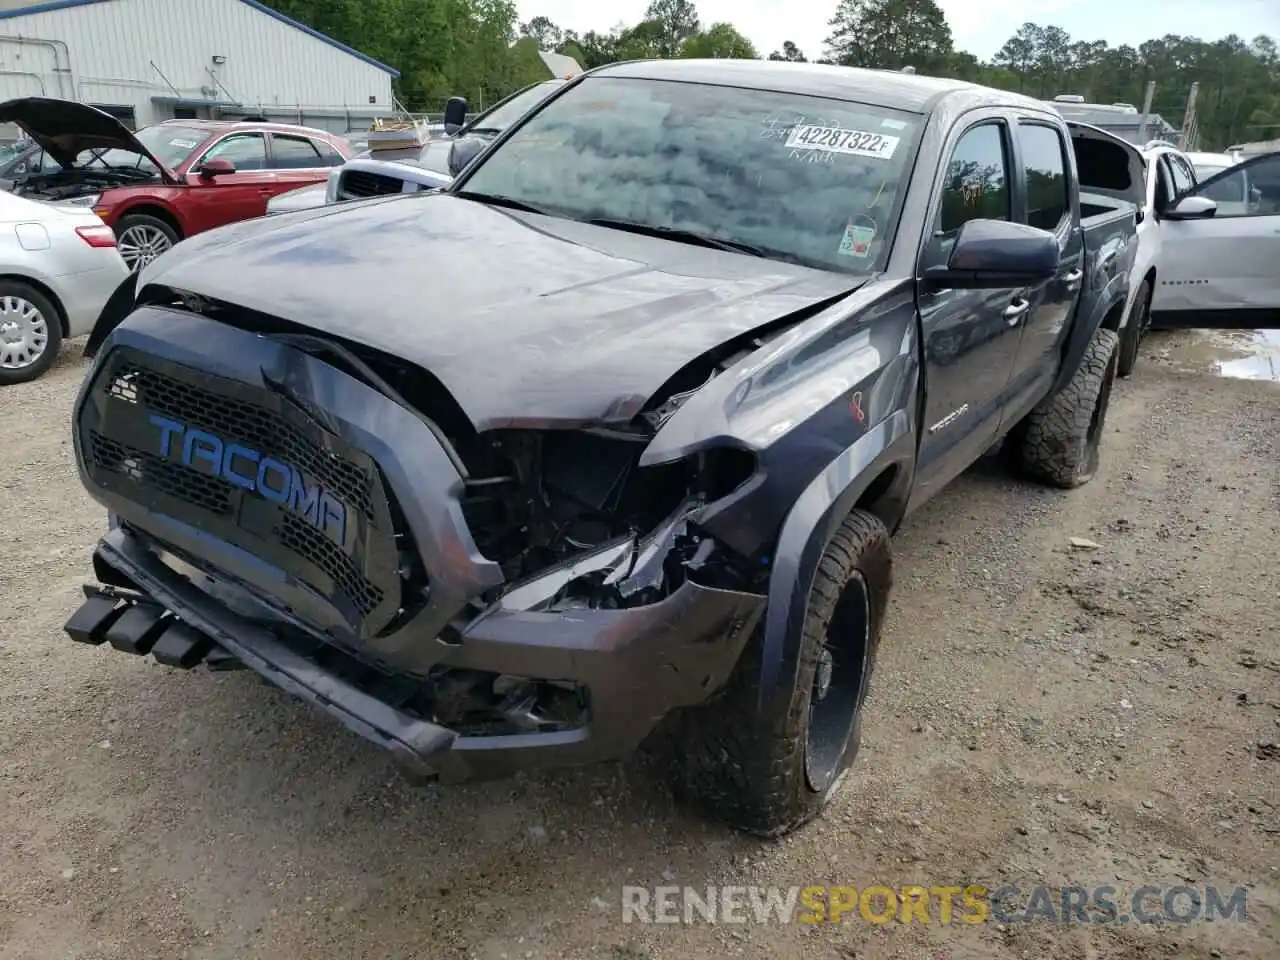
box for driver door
[1150,152,1280,328]
[182,132,277,233]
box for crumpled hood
[139,194,864,429]
[0,97,177,179]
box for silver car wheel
[0,295,49,370]
[117,224,173,271]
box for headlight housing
[58,193,101,208]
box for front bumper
[69,523,763,783]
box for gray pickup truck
[65,60,1139,838]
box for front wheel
[1015,326,1119,489]
[1116,280,1151,378]
[674,509,892,837]
[115,214,179,273]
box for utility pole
[1137,81,1155,143]
[1180,82,1200,150]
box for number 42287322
[785,125,900,160]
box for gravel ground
[1,331,1277,960]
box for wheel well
[854,464,899,528]
[0,273,68,336]
[116,204,184,239]
[1100,297,1127,332]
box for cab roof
[592,59,1049,115]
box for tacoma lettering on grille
[85,353,396,626]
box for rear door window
[1017,123,1070,231]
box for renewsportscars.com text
[621,884,1249,925]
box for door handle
[1064,268,1084,290]
[1004,298,1031,325]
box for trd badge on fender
[148,413,350,549]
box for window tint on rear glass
[937,123,1009,233]
[272,134,322,168]
[1018,123,1069,230]
[458,76,923,273]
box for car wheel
[1116,279,1151,378]
[115,214,179,272]
[673,509,892,837]
[1015,326,1120,489]
[0,281,63,386]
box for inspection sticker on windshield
[838,220,876,258]
[785,125,899,159]
[169,138,197,149]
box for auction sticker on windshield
[785,125,899,159]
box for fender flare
[756,407,915,709]
[1051,278,1128,396]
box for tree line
[263,0,1279,149]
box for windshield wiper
[453,190,558,217]
[584,218,772,258]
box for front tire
[0,281,63,386]
[1116,279,1151,378]
[115,214,179,273]
[674,509,892,837]
[1015,326,1120,489]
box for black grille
[82,350,406,635]
[338,170,403,199]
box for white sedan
[0,190,128,385]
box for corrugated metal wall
[0,0,395,130]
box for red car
[0,97,353,271]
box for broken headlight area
[456,429,763,612]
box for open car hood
[0,96,177,181]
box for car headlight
[59,193,101,208]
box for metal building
[0,0,398,132]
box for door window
[1017,123,1069,231]
[1165,154,1195,196]
[936,123,1010,234]
[271,134,323,168]
[1192,154,1279,217]
[199,133,267,170]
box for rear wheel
[115,214,179,272]
[0,281,62,386]
[1015,326,1119,489]
[674,509,892,837]
[1116,279,1152,378]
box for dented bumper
[67,526,764,781]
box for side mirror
[923,219,1060,290]
[447,137,485,176]
[1164,195,1217,220]
[443,96,468,133]
[198,157,235,179]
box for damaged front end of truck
[62,296,806,783]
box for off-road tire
[1116,279,1151,378]
[0,280,62,386]
[1016,326,1119,489]
[673,509,892,837]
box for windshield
[463,81,563,135]
[458,76,922,273]
[0,140,29,169]
[133,125,209,169]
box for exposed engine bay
[13,165,157,202]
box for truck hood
[0,97,177,180]
[138,194,864,429]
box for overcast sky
[516,0,1280,62]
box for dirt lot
[1,331,1277,960]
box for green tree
[768,41,807,62]
[682,23,758,59]
[519,15,562,50]
[825,0,953,73]
[645,0,701,57]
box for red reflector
[76,224,117,248]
